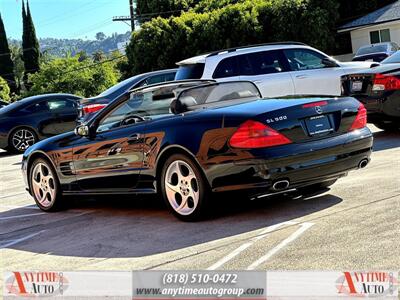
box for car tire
[373,122,399,132]
[29,158,65,212]
[8,127,38,153]
[161,154,210,222]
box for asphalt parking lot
[1,125,399,287]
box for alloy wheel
[12,129,36,152]
[31,163,56,208]
[164,160,200,216]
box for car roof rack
[207,41,307,57]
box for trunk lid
[214,97,361,144]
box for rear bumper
[356,92,400,119]
[205,127,373,194]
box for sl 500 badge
[266,115,287,124]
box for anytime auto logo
[5,271,69,297]
[336,271,398,297]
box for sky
[0,0,132,40]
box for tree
[0,13,16,93]
[0,76,10,101]
[136,0,199,22]
[22,0,40,82]
[95,32,106,41]
[9,44,24,92]
[28,56,118,98]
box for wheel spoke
[165,181,181,194]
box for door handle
[127,133,141,143]
[296,74,309,79]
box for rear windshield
[381,50,400,64]
[175,64,205,80]
[357,45,388,56]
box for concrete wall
[350,21,400,53]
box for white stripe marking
[0,230,45,248]
[247,222,314,270]
[0,212,46,220]
[0,205,39,210]
[207,221,297,270]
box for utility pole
[112,0,135,32]
[129,0,135,32]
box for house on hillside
[338,1,400,54]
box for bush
[0,76,10,101]
[126,0,339,76]
[27,56,119,98]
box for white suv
[175,42,373,97]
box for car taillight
[82,103,107,115]
[349,103,367,131]
[372,73,400,91]
[229,120,292,149]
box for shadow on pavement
[372,130,400,152]
[1,191,342,258]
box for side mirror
[322,57,338,68]
[75,124,90,137]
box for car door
[72,97,148,192]
[22,100,58,137]
[283,48,344,96]
[47,98,79,134]
[238,50,295,97]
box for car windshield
[176,81,261,109]
[357,45,388,56]
[96,81,212,133]
[381,51,400,64]
[98,76,141,97]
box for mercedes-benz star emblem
[315,106,323,114]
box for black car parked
[22,81,372,221]
[78,69,177,122]
[342,51,400,131]
[0,94,80,153]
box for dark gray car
[78,69,177,122]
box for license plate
[305,115,333,136]
[351,81,363,92]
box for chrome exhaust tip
[272,180,290,191]
[358,158,369,169]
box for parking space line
[0,212,46,220]
[0,230,45,248]
[207,221,298,270]
[0,205,39,210]
[0,192,27,199]
[247,222,314,270]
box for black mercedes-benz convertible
[22,80,373,221]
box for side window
[164,72,176,82]
[239,51,286,75]
[146,74,167,85]
[47,99,77,111]
[284,49,327,71]
[24,101,49,113]
[213,57,239,79]
[96,91,175,133]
